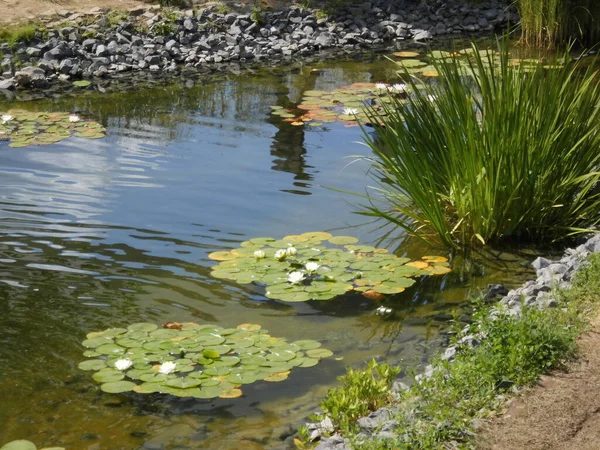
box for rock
[487,283,508,298]
[14,67,49,88]
[532,256,552,271]
[314,434,349,450]
[357,407,392,432]
[0,78,15,90]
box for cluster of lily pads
[393,48,562,77]
[269,82,406,127]
[79,321,333,398]
[0,110,105,148]
[0,441,63,450]
[209,232,450,302]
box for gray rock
[357,407,392,432]
[314,434,349,450]
[533,256,553,271]
[0,78,15,90]
[14,67,49,88]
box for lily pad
[80,321,333,399]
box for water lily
[376,306,393,315]
[69,114,81,123]
[288,271,305,285]
[343,108,359,115]
[158,361,177,374]
[285,247,297,257]
[305,262,320,273]
[254,250,266,259]
[388,83,407,93]
[274,249,287,260]
[375,83,387,90]
[1,114,13,123]
[114,358,133,371]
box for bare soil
[0,0,147,24]
[478,313,600,450]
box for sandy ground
[0,0,150,23]
[478,313,600,450]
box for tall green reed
[360,43,600,249]
[516,0,600,46]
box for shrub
[360,42,600,249]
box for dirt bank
[478,313,600,450]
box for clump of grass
[516,0,600,46]
[360,42,600,250]
[0,22,39,45]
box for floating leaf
[219,388,243,398]
[306,348,334,359]
[100,380,137,393]
[0,440,37,450]
[328,235,359,245]
[80,321,333,399]
[393,51,420,57]
[73,80,91,87]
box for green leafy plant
[359,42,600,249]
[209,232,450,302]
[320,359,400,434]
[79,321,333,398]
[152,22,176,36]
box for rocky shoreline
[0,0,516,93]
[309,233,600,449]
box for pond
[0,50,535,449]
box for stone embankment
[0,0,515,92]
[309,233,600,449]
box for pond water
[0,51,536,449]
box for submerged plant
[79,322,333,398]
[209,232,450,301]
[0,110,105,148]
[359,42,600,249]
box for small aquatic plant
[79,322,333,398]
[209,232,450,301]
[0,110,105,148]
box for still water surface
[0,54,534,449]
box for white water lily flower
[114,358,133,371]
[288,271,305,284]
[158,361,177,374]
[305,262,320,273]
[69,114,81,123]
[1,114,13,123]
[254,250,266,259]
[343,108,359,115]
[376,306,393,315]
[388,83,407,93]
[274,249,287,260]
[375,82,387,90]
[285,246,297,257]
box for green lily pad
[78,359,107,371]
[100,380,137,393]
[0,440,37,450]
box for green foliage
[80,321,333,398]
[251,6,265,26]
[153,22,176,36]
[0,22,39,46]
[106,10,129,28]
[360,42,600,249]
[352,299,581,448]
[320,359,400,434]
[209,232,450,302]
[516,0,600,46]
